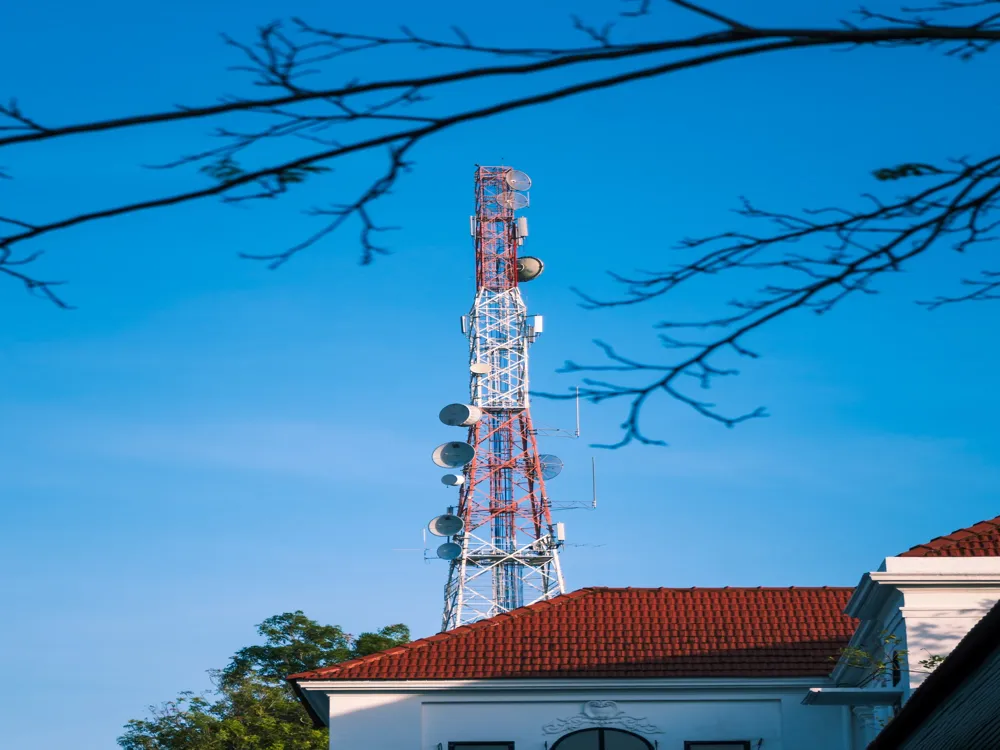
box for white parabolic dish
[439,403,483,427]
[441,473,465,486]
[437,542,462,561]
[500,192,529,210]
[428,514,465,537]
[505,169,532,191]
[432,441,475,468]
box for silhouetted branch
[1,0,999,446]
[0,246,71,308]
[551,154,1000,446]
[668,0,750,29]
[293,17,627,59]
[1,35,829,276]
[3,14,1000,148]
[921,269,1000,307]
[242,141,413,268]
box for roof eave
[290,675,839,694]
[288,677,328,729]
[843,572,883,620]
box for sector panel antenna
[505,169,532,191]
[432,441,475,468]
[437,542,462,561]
[538,454,563,481]
[428,514,465,537]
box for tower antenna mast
[428,165,565,631]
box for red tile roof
[289,587,857,682]
[899,515,1000,557]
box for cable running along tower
[429,165,565,632]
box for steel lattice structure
[440,166,565,632]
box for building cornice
[835,563,1000,683]
[295,676,833,695]
[899,606,997,618]
[870,572,1000,587]
[845,570,1000,621]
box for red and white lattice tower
[431,165,565,632]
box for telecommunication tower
[428,165,566,632]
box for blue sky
[2,0,999,747]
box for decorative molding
[870,572,1000,586]
[299,676,826,694]
[542,700,663,735]
[898,607,997,618]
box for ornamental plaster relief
[541,700,663,735]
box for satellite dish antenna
[470,362,491,375]
[538,454,564,480]
[437,542,462,560]
[441,473,464,486]
[517,256,544,282]
[432,441,475,468]
[505,170,532,191]
[439,403,483,427]
[499,192,529,210]
[428,514,465,537]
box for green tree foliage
[834,630,949,687]
[118,611,409,750]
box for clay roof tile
[289,587,856,682]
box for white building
[291,515,1000,750]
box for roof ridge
[287,587,603,680]
[899,514,1000,557]
[583,585,854,592]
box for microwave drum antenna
[517,256,544,282]
[440,403,483,427]
[437,542,462,560]
[432,441,475,468]
[428,514,465,537]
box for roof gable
[899,516,1000,558]
[289,586,856,682]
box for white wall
[837,554,1000,747]
[313,679,851,750]
[875,557,1000,692]
[308,558,1000,750]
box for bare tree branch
[0,246,71,308]
[0,37,829,263]
[1,0,999,447]
[668,0,750,29]
[547,154,1000,446]
[241,141,413,268]
[2,21,999,148]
